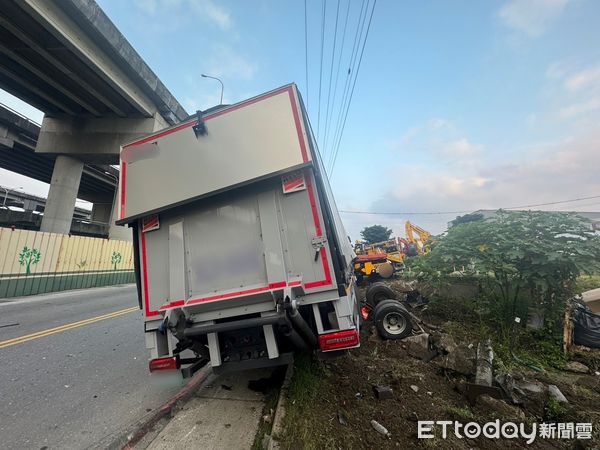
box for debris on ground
[370,420,391,439]
[403,333,430,359]
[548,384,568,403]
[372,385,394,400]
[565,360,589,373]
[279,279,600,449]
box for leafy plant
[111,251,122,270]
[18,246,41,275]
[360,224,393,244]
[450,212,484,227]
[408,210,600,339]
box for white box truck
[116,84,359,375]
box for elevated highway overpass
[0,0,189,236]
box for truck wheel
[374,301,412,340]
[366,282,397,307]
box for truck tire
[366,282,397,307]
[374,300,412,340]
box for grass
[545,398,568,421]
[277,354,330,450]
[251,379,282,450]
[446,406,475,421]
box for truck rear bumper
[212,352,293,375]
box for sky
[1,0,600,238]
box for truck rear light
[149,356,179,372]
[360,306,371,321]
[319,329,360,351]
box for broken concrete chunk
[548,385,568,403]
[514,380,547,417]
[436,334,458,354]
[475,341,494,387]
[435,346,476,375]
[516,380,545,394]
[403,333,430,359]
[565,361,589,374]
[410,385,419,393]
[372,385,394,400]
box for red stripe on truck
[141,229,160,318]
[120,161,127,220]
[287,88,309,163]
[304,170,333,289]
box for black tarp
[573,302,600,348]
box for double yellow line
[0,306,139,349]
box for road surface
[0,285,187,450]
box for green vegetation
[359,224,393,244]
[450,212,484,227]
[408,210,600,368]
[446,406,475,421]
[545,397,568,421]
[278,355,329,449]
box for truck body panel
[119,86,311,222]
[118,84,358,373]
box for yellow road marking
[0,306,139,349]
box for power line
[327,0,367,170]
[328,0,371,171]
[304,0,309,110]
[338,194,600,216]
[329,0,376,175]
[322,0,341,155]
[322,0,351,161]
[316,0,326,141]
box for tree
[111,251,122,270]
[19,246,41,275]
[451,212,484,227]
[409,210,600,336]
[360,225,393,244]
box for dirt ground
[278,281,600,449]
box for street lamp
[201,74,224,105]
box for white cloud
[189,0,231,30]
[558,97,600,119]
[368,131,600,234]
[393,118,483,162]
[542,62,600,122]
[205,44,258,81]
[134,0,232,30]
[498,0,570,37]
[439,138,482,158]
[564,65,600,92]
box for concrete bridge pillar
[91,202,112,223]
[40,155,83,234]
[36,114,168,237]
[108,198,131,241]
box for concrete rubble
[565,361,590,373]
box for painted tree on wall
[111,251,122,270]
[19,247,41,275]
